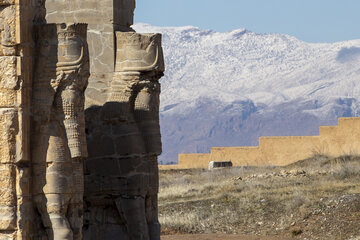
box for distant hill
[133,23,360,164]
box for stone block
[87,135,115,158]
[115,32,165,73]
[114,173,148,196]
[0,56,18,89]
[0,89,18,107]
[0,164,16,206]
[0,206,16,230]
[83,175,104,195]
[114,0,135,11]
[85,158,120,176]
[113,0,135,27]
[0,5,17,55]
[87,30,114,74]
[142,134,162,155]
[46,0,114,24]
[0,109,17,163]
[114,135,146,156]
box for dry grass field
[158,155,360,240]
[161,233,291,240]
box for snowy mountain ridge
[133,23,360,163]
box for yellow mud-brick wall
[210,147,261,166]
[319,117,360,156]
[181,154,210,169]
[162,117,360,169]
[159,153,210,170]
[258,136,321,166]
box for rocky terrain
[133,23,360,164]
[158,155,360,239]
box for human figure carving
[31,23,89,240]
[84,32,164,240]
[109,32,164,240]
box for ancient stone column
[31,23,89,240]
[117,32,164,240]
[43,1,165,239]
[84,32,164,240]
[112,32,164,239]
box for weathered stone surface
[0,0,46,239]
[0,109,17,164]
[113,0,135,28]
[0,89,18,107]
[0,164,16,231]
[84,30,164,240]
[0,56,17,89]
[87,30,114,74]
[15,167,32,240]
[0,206,16,230]
[0,1,164,239]
[0,5,16,56]
[46,0,135,77]
[0,165,16,206]
[115,32,164,73]
[46,0,137,109]
[31,23,89,240]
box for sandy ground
[161,234,291,240]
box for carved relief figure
[31,23,89,240]
[84,32,164,240]
[110,32,164,240]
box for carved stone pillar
[84,32,164,240]
[114,32,164,240]
[31,23,89,240]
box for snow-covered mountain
[133,23,360,164]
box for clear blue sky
[135,0,360,43]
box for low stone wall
[164,117,360,169]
